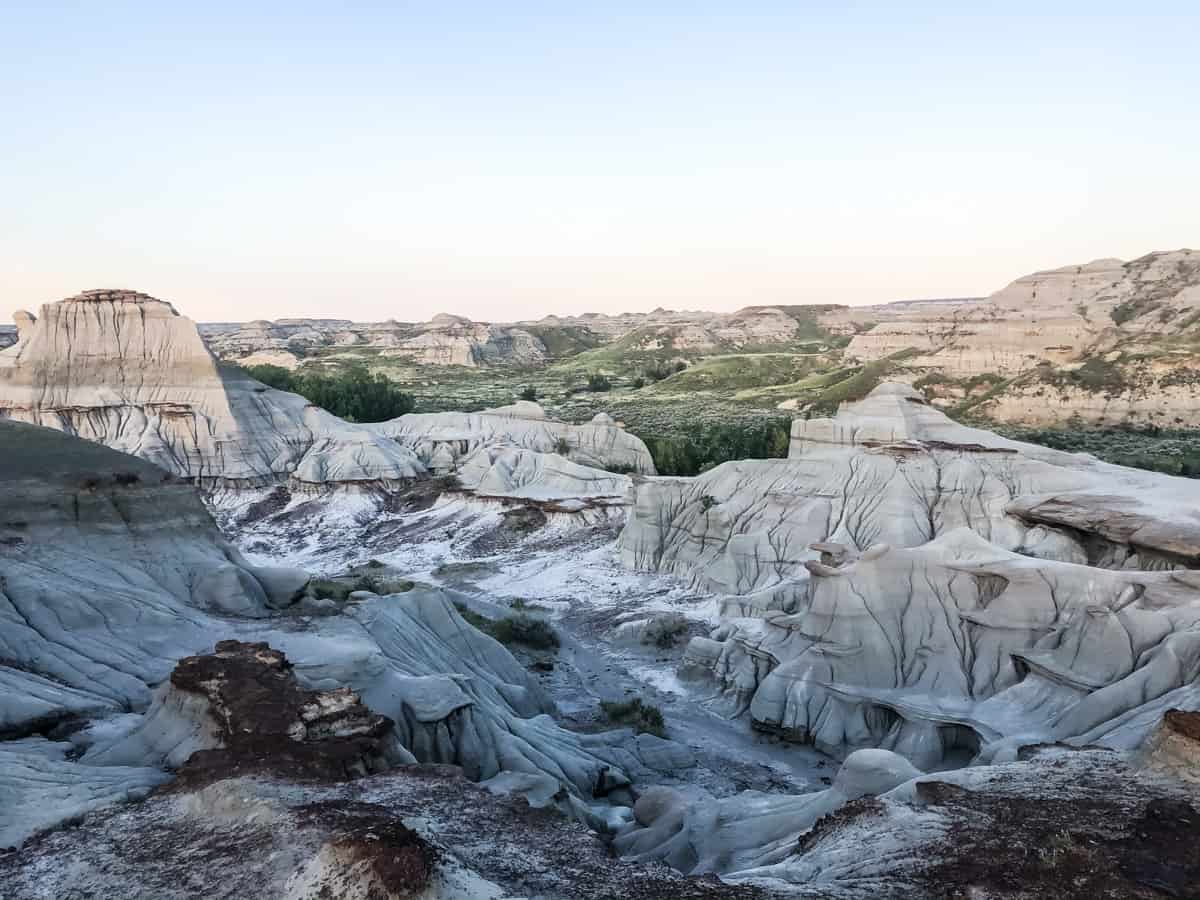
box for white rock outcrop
[613,748,922,875]
[619,383,1200,766]
[457,446,632,502]
[0,290,424,487]
[371,401,655,476]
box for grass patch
[600,698,667,738]
[645,353,820,394]
[995,423,1200,478]
[522,325,603,358]
[804,360,897,417]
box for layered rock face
[619,383,1200,767]
[844,250,1200,377]
[372,400,656,476]
[393,313,548,366]
[200,311,551,368]
[0,290,424,486]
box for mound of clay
[614,748,922,875]
[372,401,655,475]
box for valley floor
[222,484,834,803]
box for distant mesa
[427,312,474,327]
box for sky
[1,2,1197,323]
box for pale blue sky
[2,2,1196,321]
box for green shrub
[996,424,1200,479]
[309,578,354,601]
[913,372,956,392]
[454,604,560,650]
[488,615,560,650]
[600,698,667,737]
[519,386,538,401]
[961,373,1006,392]
[242,363,414,422]
[641,360,687,382]
[1039,358,1129,395]
[643,616,689,649]
[587,373,612,392]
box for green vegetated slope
[521,325,604,358]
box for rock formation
[0,290,425,486]
[619,382,1200,767]
[843,250,1200,377]
[614,748,922,875]
[1,765,770,900]
[371,400,656,475]
[0,420,652,849]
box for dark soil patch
[912,779,1200,899]
[170,640,394,787]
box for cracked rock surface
[620,383,1200,769]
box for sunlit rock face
[845,250,1200,378]
[0,290,424,487]
[371,400,656,476]
[619,382,1200,766]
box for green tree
[587,373,612,392]
[243,364,414,422]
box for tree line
[639,419,791,476]
[241,363,415,422]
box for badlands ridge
[0,286,1197,898]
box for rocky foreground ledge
[1,639,770,900]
